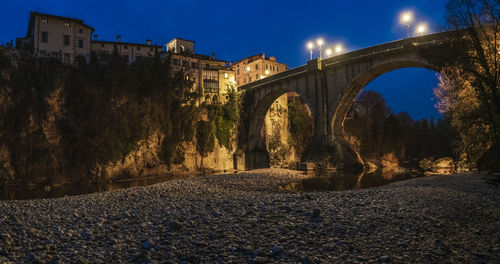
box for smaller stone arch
[212,95,218,102]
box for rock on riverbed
[0,169,499,263]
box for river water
[0,174,190,201]
[283,170,425,192]
[1,170,425,200]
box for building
[231,53,287,87]
[16,12,94,65]
[165,38,235,103]
[90,35,162,64]
[15,12,234,103]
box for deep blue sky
[1,0,450,120]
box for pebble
[0,169,498,263]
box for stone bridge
[238,29,464,170]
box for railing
[240,29,465,91]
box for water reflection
[285,170,424,192]
[0,174,188,201]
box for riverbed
[0,169,499,263]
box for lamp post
[400,11,413,38]
[307,42,314,60]
[317,38,324,59]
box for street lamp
[400,11,413,38]
[307,42,314,60]
[326,49,332,58]
[317,38,324,59]
[335,44,343,54]
[416,23,427,36]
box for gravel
[0,169,499,263]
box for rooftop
[30,11,95,31]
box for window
[244,77,247,84]
[255,64,259,70]
[64,22,70,27]
[203,70,219,93]
[79,29,83,34]
[124,45,128,49]
[41,18,48,24]
[265,64,268,69]
[78,39,84,48]
[41,32,48,43]
[237,80,240,85]
[63,35,70,46]
[182,60,189,67]
[173,58,179,65]
[135,55,142,61]
[237,69,240,75]
[256,74,258,79]
[122,55,129,62]
[191,62,198,68]
[137,46,141,51]
[249,76,252,82]
[192,77,196,83]
[149,48,153,51]
[101,44,105,47]
[224,73,229,79]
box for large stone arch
[244,80,316,169]
[330,59,440,141]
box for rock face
[263,94,293,168]
[101,132,236,180]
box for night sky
[1,0,450,120]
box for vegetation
[344,90,457,167]
[437,0,500,174]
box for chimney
[146,39,151,45]
[116,35,121,42]
[93,34,98,40]
[211,53,215,60]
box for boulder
[380,153,398,172]
[419,158,433,171]
[433,157,455,175]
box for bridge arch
[248,88,315,152]
[330,58,440,142]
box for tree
[439,0,500,172]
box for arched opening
[248,89,314,168]
[205,94,211,102]
[212,95,218,102]
[334,62,456,178]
